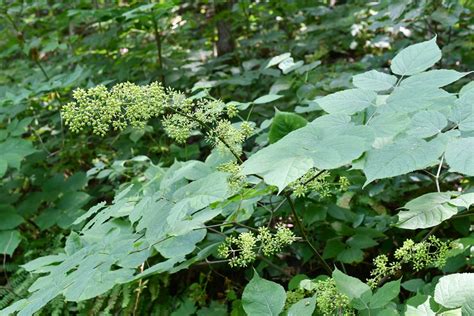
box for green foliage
[268,110,307,144]
[241,271,286,316]
[368,236,453,288]
[217,225,296,267]
[434,273,474,314]
[0,1,473,315]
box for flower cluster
[62,82,166,136]
[314,278,354,316]
[217,224,296,268]
[367,236,453,288]
[284,278,354,315]
[62,82,253,156]
[217,161,245,193]
[289,169,350,198]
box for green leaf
[10,220,152,316]
[316,88,377,115]
[383,86,454,114]
[450,96,474,132]
[266,53,291,68]
[243,114,374,192]
[337,247,364,263]
[9,117,32,136]
[434,273,474,315]
[333,269,371,303]
[155,230,206,259]
[369,279,400,309]
[395,192,459,229]
[0,207,24,230]
[406,296,437,316]
[402,279,426,292]
[400,70,471,88]
[253,94,283,104]
[368,113,410,138]
[390,37,441,76]
[0,159,7,177]
[450,192,474,209]
[268,110,307,143]
[363,136,445,185]
[241,270,286,316]
[346,234,377,249]
[278,58,304,74]
[288,274,309,290]
[0,137,36,170]
[406,110,447,138]
[445,137,474,176]
[287,296,316,316]
[0,230,22,255]
[352,70,397,91]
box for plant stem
[435,155,444,192]
[258,255,292,277]
[285,194,332,274]
[168,107,244,163]
[3,11,49,80]
[133,263,145,316]
[151,10,165,85]
[452,210,474,219]
[422,225,440,242]
[302,169,326,186]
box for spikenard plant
[3,37,473,316]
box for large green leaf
[369,279,401,309]
[266,53,291,68]
[363,136,445,185]
[368,113,410,138]
[450,192,474,209]
[243,114,374,192]
[316,89,376,115]
[287,296,316,316]
[450,96,474,132]
[400,69,470,88]
[395,192,459,229]
[383,86,454,114]
[0,205,24,230]
[268,110,307,143]
[0,137,36,170]
[333,269,371,304]
[406,110,447,138]
[406,296,437,316]
[0,230,22,255]
[434,273,474,315]
[445,137,474,176]
[352,70,397,91]
[0,159,7,177]
[390,37,441,76]
[242,271,286,316]
[253,94,283,104]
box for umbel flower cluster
[217,224,296,268]
[289,168,350,198]
[367,236,453,288]
[61,82,253,155]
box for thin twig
[132,263,145,316]
[435,155,444,193]
[285,194,332,274]
[150,8,165,85]
[167,107,244,163]
[258,255,292,277]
